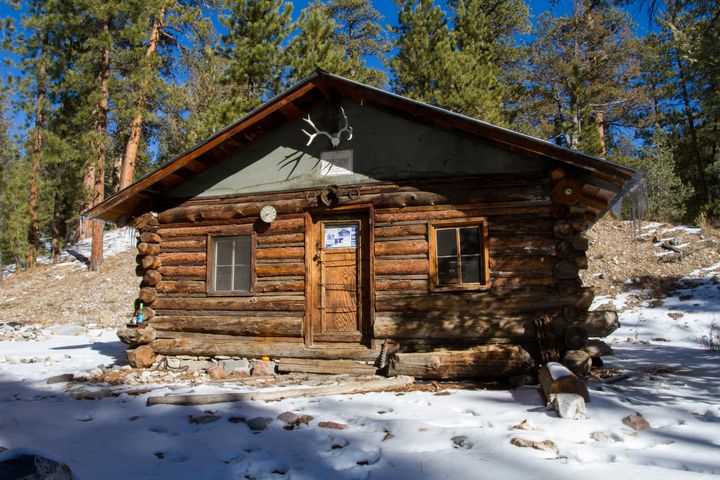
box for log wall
[133,174,592,362]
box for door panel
[308,211,371,344]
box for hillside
[0,229,137,328]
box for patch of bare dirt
[0,251,137,328]
[580,220,720,298]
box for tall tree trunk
[77,158,96,240]
[118,7,164,190]
[51,191,63,263]
[675,51,709,203]
[90,29,111,272]
[596,111,606,156]
[27,34,48,268]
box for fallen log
[539,362,588,420]
[387,345,535,380]
[538,362,589,402]
[146,375,414,406]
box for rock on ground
[126,345,156,368]
[0,451,73,480]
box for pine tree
[524,1,644,156]
[636,130,692,221]
[156,43,233,161]
[285,6,353,85]
[390,0,528,124]
[215,0,293,125]
[300,0,389,86]
[0,94,27,270]
[389,0,453,106]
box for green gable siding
[168,100,550,199]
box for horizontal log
[140,232,162,244]
[554,260,580,280]
[158,252,205,266]
[490,276,556,288]
[161,239,205,250]
[571,235,589,251]
[139,287,158,306]
[256,247,304,260]
[158,266,205,278]
[257,233,304,245]
[255,278,305,293]
[141,255,161,271]
[158,202,288,224]
[256,263,304,277]
[371,186,548,209]
[490,256,554,271]
[149,315,303,337]
[375,205,553,224]
[488,235,557,251]
[142,270,162,287]
[388,346,535,379]
[156,280,205,294]
[153,295,305,312]
[277,358,378,375]
[553,221,573,239]
[151,337,379,360]
[134,212,159,230]
[375,258,428,275]
[374,313,536,339]
[137,242,161,256]
[376,278,429,291]
[376,287,594,313]
[375,240,428,257]
[375,224,426,237]
[157,218,303,238]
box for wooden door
[308,211,371,344]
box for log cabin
[87,70,641,379]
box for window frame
[428,217,490,292]
[206,233,256,296]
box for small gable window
[428,218,489,291]
[208,234,255,294]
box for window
[208,234,254,294]
[428,218,489,291]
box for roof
[86,70,641,224]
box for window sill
[206,291,254,297]
[429,283,491,293]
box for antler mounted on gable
[301,107,353,148]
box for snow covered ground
[1,248,719,478]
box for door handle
[313,252,321,261]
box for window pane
[461,255,481,284]
[436,229,457,257]
[437,257,459,284]
[215,266,232,291]
[233,265,250,291]
[216,240,233,265]
[234,236,251,266]
[459,227,480,255]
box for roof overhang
[86,70,641,225]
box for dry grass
[0,251,137,328]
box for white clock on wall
[260,205,277,223]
